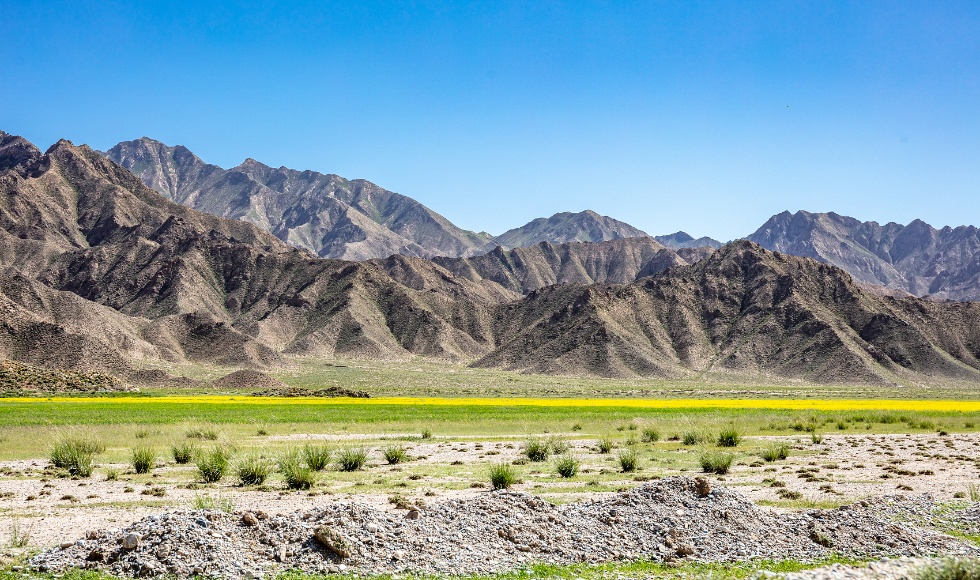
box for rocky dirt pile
[0,360,134,395]
[30,478,978,579]
[250,386,370,398]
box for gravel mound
[212,370,287,390]
[30,478,978,579]
[0,359,134,395]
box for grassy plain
[4,358,980,577]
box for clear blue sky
[2,1,978,240]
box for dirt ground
[2,432,979,551]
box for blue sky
[2,1,978,240]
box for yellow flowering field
[5,395,980,412]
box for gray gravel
[30,477,980,579]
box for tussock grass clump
[548,436,570,455]
[420,428,433,440]
[131,446,155,474]
[811,431,824,444]
[172,441,195,464]
[382,444,408,465]
[236,455,271,486]
[969,484,980,503]
[523,437,550,462]
[50,436,104,477]
[336,447,368,472]
[489,462,518,490]
[618,449,639,473]
[554,454,579,478]
[302,444,332,471]
[641,427,661,443]
[716,427,741,447]
[192,492,235,512]
[279,453,317,489]
[186,427,219,441]
[761,443,791,462]
[683,430,709,446]
[915,557,980,580]
[699,451,734,474]
[597,436,615,454]
[196,447,231,483]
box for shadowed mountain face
[433,237,711,294]
[4,132,980,385]
[748,211,980,301]
[103,138,492,261]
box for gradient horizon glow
[2,1,978,240]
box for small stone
[393,549,406,561]
[314,526,351,558]
[676,543,695,556]
[242,512,259,526]
[405,509,421,520]
[366,522,379,533]
[694,477,711,497]
[60,541,74,549]
[85,530,99,540]
[121,533,140,550]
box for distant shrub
[50,436,104,477]
[810,431,824,444]
[196,447,231,483]
[420,428,433,439]
[571,423,583,431]
[760,443,790,462]
[554,454,579,478]
[683,430,709,446]
[302,444,332,471]
[131,446,155,474]
[382,444,408,465]
[186,428,219,441]
[489,462,518,490]
[597,436,615,454]
[548,436,570,455]
[236,455,271,486]
[336,447,368,472]
[523,438,550,462]
[641,427,661,443]
[618,449,639,473]
[716,428,741,447]
[172,441,195,464]
[699,451,733,474]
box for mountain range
[103,137,980,302]
[3,130,980,387]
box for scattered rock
[120,533,139,550]
[314,526,351,559]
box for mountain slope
[5,132,980,386]
[103,138,491,260]
[490,210,649,250]
[654,231,723,249]
[434,237,708,294]
[0,135,516,372]
[477,241,980,383]
[748,211,980,301]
